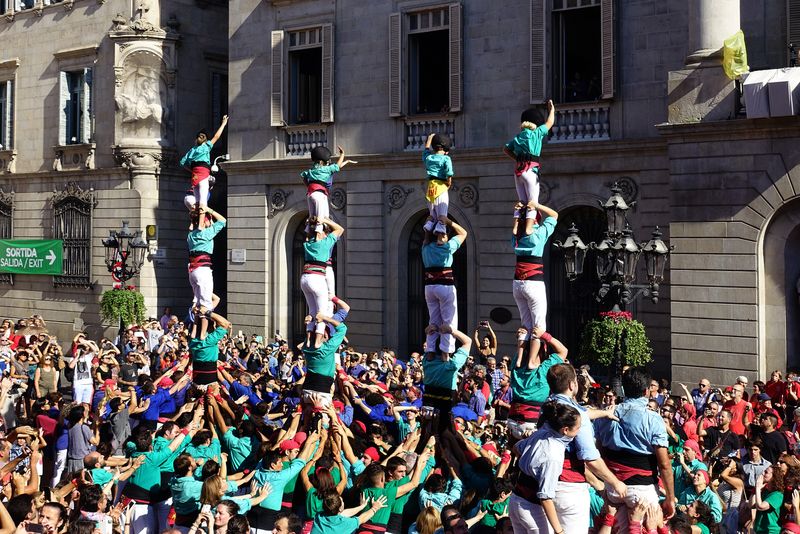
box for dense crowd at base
[1,313,800,534]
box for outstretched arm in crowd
[655,446,675,519]
[532,326,567,362]
[442,325,472,355]
[321,217,344,239]
[395,441,435,498]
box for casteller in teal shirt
[304,234,337,262]
[189,326,227,363]
[310,513,359,534]
[504,125,549,159]
[180,140,213,167]
[423,346,468,391]
[512,216,557,257]
[304,323,348,379]
[511,353,562,405]
[187,220,226,254]
[421,236,463,268]
[301,163,340,187]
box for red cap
[293,431,307,445]
[482,442,499,456]
[352,421,367,435]
[160,377,175,387]
[783,523,800,534]
[363,447,380,463]
[280,439,300,451]
[695,469,710,485]
[102,379,117,390]
[333,400,345,411]
[683,439,703,461]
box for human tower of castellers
[2,103,795,534]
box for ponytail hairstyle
[539,400,580,435]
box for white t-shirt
[73,352,95,385]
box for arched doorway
[546,205,605,358]
[405,212,468,356]
[762,199,800,373]
[290,221,338,348]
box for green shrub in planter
[578,310,653,367]
[100,287,146,327]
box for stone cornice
[657,116,800,141]
[0,58,20,70]
[54,44,99,61]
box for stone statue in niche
[115,59,171,144]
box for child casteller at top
[301,145,356,233]
[503,101,555,218]
[422,133,454,239]
[180,115,229,217]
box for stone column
[687,0,741,65]
[668,0,741,123]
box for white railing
[404,115,455,151]
[285,125,328,157]
[549,102,610,143]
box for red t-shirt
[724,399,754,435]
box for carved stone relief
[115,52,171,143]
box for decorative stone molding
[112,145,175,170]
[0,188,14,208]
[457,183,477,210]
[0,59,20,71]
[32,1,43,17]
[54,45,99,61]
[330,188,346,212]
[386,185,413,212]
[539,180,552,204]
[269,189,292,218]
[51,181,95,206]
[608,176,638,204]
[0,150,16,174]
[53,144,95,171]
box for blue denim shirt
[594,396,669,455]
[515,423,574,500]
[549,393,600,462]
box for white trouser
[515,167,540,217]
[73,382,94,405]
[509,494,552,534]
[301,273,331,335]
[554,481,590,533]
[512,279,547,334]
[193,179,210,209]
[424,284,457,353]
[606,483,660,532]
[189,266,214,309]
[325,265,335,298]
[424,190,449,234]
[52,448,67,486]
[307,191,329,232]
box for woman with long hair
[408,507,441,534]
[750,465,785,533]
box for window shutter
[321,23,334,123]
[448,3,463,112]
[82,68,93,143]
[600,0,615,99]
[59,71,69,145]
[389,12,402,117]
[270,30,284,127]
[790,0,800,64]
[530,0,546,103]
[4,80,12,149]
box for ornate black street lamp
[101,221,148,347]
[553,183,672,311]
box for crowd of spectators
[0,312,797,534]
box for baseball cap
[363,447,380,463]
[280,439,300,451]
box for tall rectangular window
[52,186,93,288]
[0,80,12,150]
[288,28,322,124]
[389,4,462,117]
[408,8,450,114]
[60,69,93,145]
[552,2,602,103]
[271,25,334,127]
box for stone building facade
[224,0,800,384]
[0,0,228,340]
